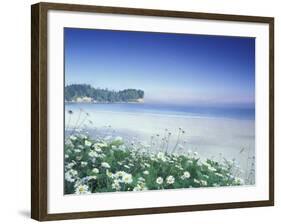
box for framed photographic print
[31,2,274,221]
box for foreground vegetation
[64,133,244,195]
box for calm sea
[65,103,255,120]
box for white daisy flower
[74,149,81,153]
[85,140,92,147]
[181,171,191,179]
[157,152,167,162]
[70,135,77,141]
[68,169,78,176]
[150,155,157,161]
[92,168,99,174]
[81,161,88,167]
[106,170,113,178]
[133,185,142,191]
[75,184,90,195]
[88,175,97,180]
[101,162,111,169]
[214,172,223,177]
[94,147,102,152]
[208,166,217,172]
[133,184,147,191]
[65,171,75,182]
[234,177,244,185]
[201,180,208,186]
[94,142,107,148]
[156,177,163,185]
[65,162,75,169]
[112,180,121,190]
[194,179,200,184]
[88,150,98,158]
[166,175,175,184]
[143,170,149,175]
[144,163,150,168]
[175,165,184,170]
[122,173,133,184]
[138,177,145,183]
[203,174,209,179]
[115,171,125,178]
[111,145,117,149]
[76,155,82,161]
[183,171,191,178]
[122,165,129,169]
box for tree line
[65,84,144,103]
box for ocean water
[65,103,255,120]
[65,103,255,177]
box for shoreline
[65,104,255,121]
[66,108,255,121]
[65,101,144,104]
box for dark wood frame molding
[31,2,274,221]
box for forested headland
[65,84,144,103]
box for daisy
[92,168,99,174]
[65,171,75,182]
[75,184,90,195]
[143,170,149,175]
[124,165,130,169]
[115,171,125,178]
[194,179,200,184]
[138,177,145,183]
[85,140,92,147]
[208,166,217,172]
[94,142,107,148]
[157,152,167,162]
[106,170,113,178]
[234,177,244,185]
[181,171,191,180]
[156,177,163,185]
[201,180,208,186]
[133,185,142,191]
[94,146,102,152]
[101,162,111,169]
[214,172,223,177]
[88,150,98,158]
[122,173,133,184]
[70,135,77,141]
[74,149,81,153]
[81,161,88,167]
[166,176,175,184]
[65,162,75,169]
[112,180,121,190]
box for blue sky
[64,28,255,108]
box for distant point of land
[65,84,144,103]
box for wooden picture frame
[31,2,274,221]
